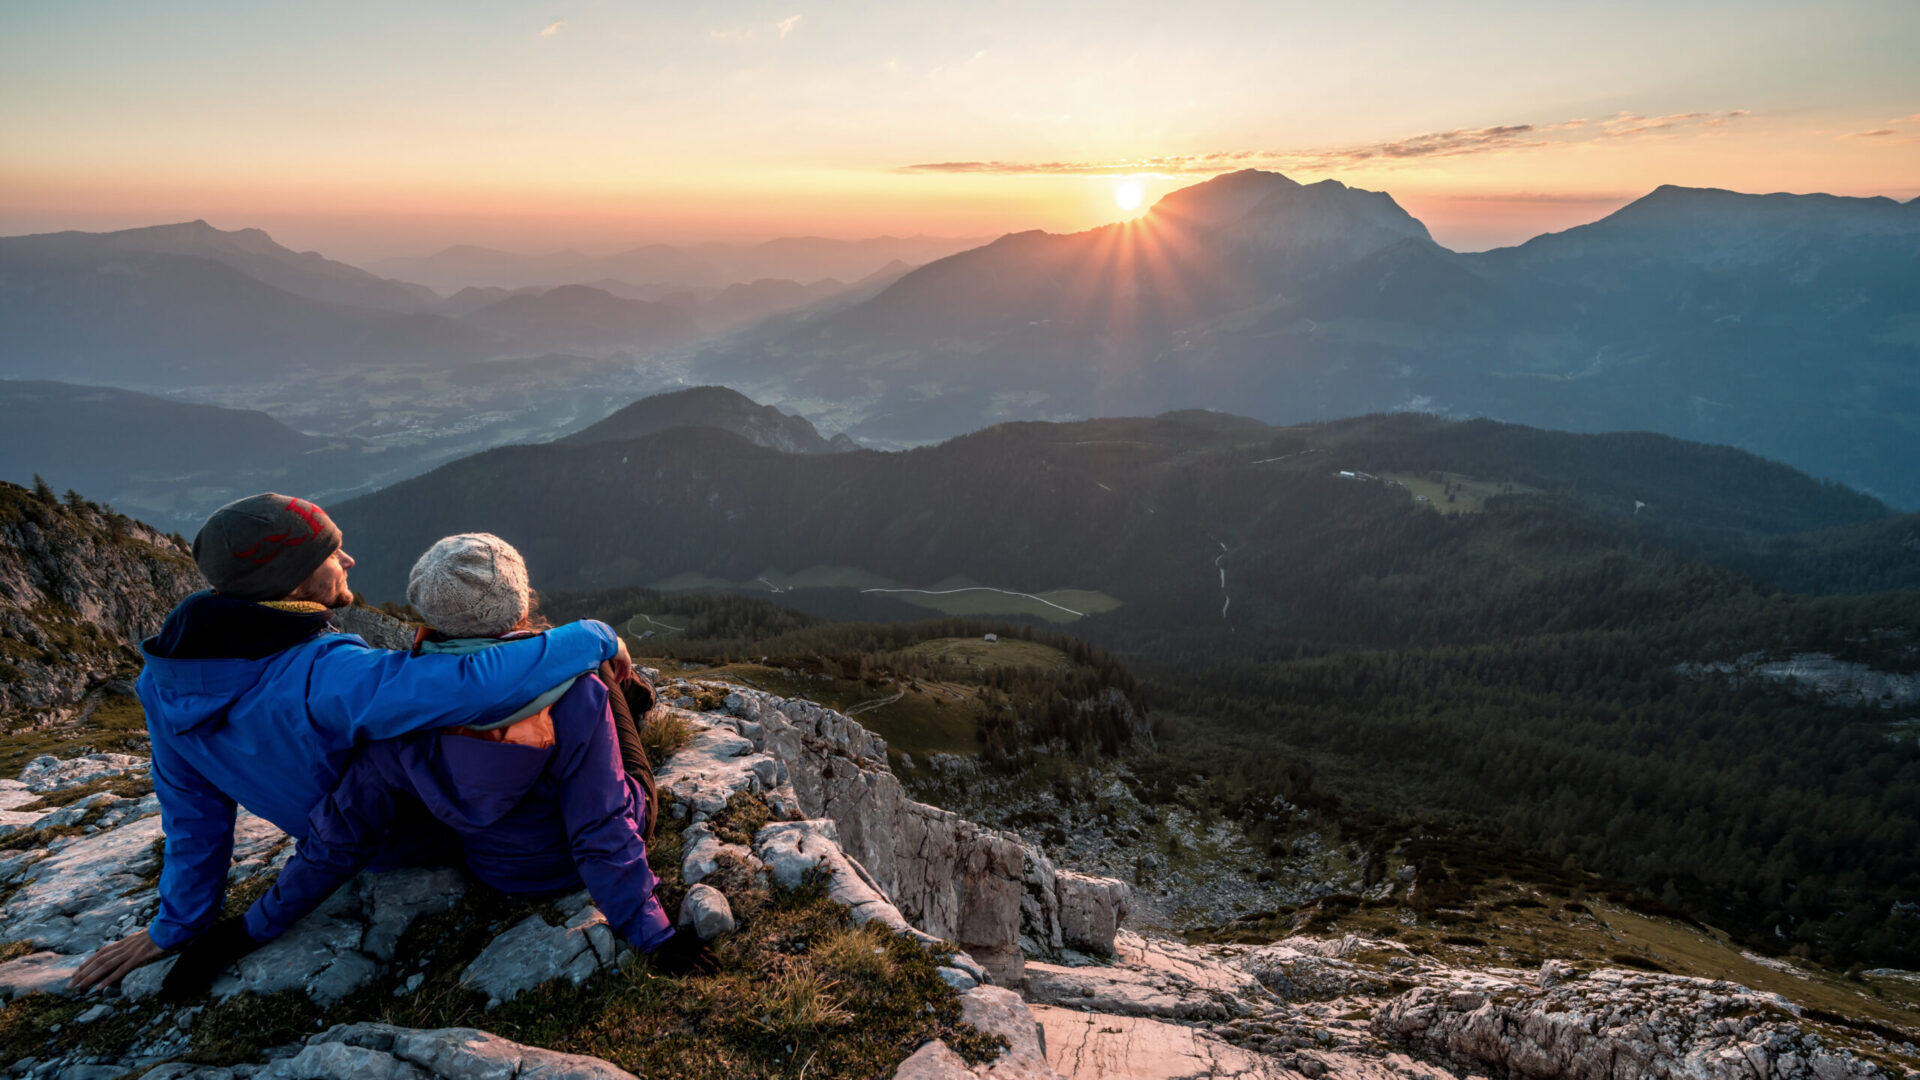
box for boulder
[894,986,1066,1080]
[677,883,735,940]
[1054,871,1128,955]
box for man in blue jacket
[71,494,625,990]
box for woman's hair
[512,591,553,634]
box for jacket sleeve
[305,619,619,743]
[552,678,675,952]
[244,748,405,942]
[147,741,239,951]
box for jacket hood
[402,735,552,829]
[138,591,336,737]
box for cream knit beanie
[406,533,531,638]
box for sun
[1114,180,1144,211]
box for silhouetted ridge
[559,386,838,454]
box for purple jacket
[244,674,674,952]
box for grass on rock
[168,792,998,1079]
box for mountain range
[364,235,987,293]
[7,172,1917,501]
[0,382,849,527]
[702,171,1920,505]
[330,406,1909,616]
[0,223,938,387]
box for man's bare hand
[70,929,166,992]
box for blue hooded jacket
[244,674,674,952]
[136,591,619,949]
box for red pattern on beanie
[232,499,330,565]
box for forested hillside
[336,411,1920,968]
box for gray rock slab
[458,894,615,1009]
[0,950,83,1000]
[19,753,149,793]
[257,1041,428,1080]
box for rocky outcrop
[720,687,1131,984]
[9,674,1908,1080]
[0,484,200,725]
[1238,934,1406,1001]
[1374,965,1902,1080]
[976,923,1919,1080]
[1024,931,1269,1022]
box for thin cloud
[539,18,565,37]
[901,111,1750,177]
[1843,129,1896,138]
[712,15,802,41]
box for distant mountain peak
[559,385,839,454]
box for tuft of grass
[0,823,87,852]
[183,863,1004,1080]
[223,870,283,920]
[186,990,326,1065]
[709,792,772,847]
[0,991,164,1065]
[0,941,35,963]
[641,711,696,762]
[15,773,154,813]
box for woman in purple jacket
[161,534,708,998]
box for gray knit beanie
[406,533,531,638]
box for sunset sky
[3,1,1917,260]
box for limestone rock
[459,891,619,1008]
[1373,965,1907,1080]
[653,711,785,821]
[1038,1006,1460,1080]
[19,752,150,793]
[678,820,759,886]
[214,865,467,1005]
[1053,871,1128,955]
[0,494,200,724]
[722,687,1130,985]
[137,1066,239,1080]
[755,819,929,939]
[258,1041,429,1080]
[0,949,84,1001]
[1238,936,1399,1001]
[897,987,1066,1080]
[0,814,164,952]
[1023,948,1260,1023]
[678,883,736,940]
[305,1022,638,1080]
